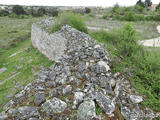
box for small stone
[98,61,110,72]
[17,106,40,119]
[45,81,56,88]
[129,95,143,104]
[34,92,46,106]
[0,111,8,120]
[41,97,67,115]
[49,89,57,97]
[96,92,115,115]
[63,85,72,95]
[78,100,96,120]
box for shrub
[12,5,25,15]
[134,5,144,13]
[85,7,91,14]
[0,10,9,16]
[118,23,138,57]
[37,8,46,16]
[50,12,88,33]
[112,4,120,14]
[124,12,136,21]
[49,10,58,17]
[102,13,108,19]
[135,14,145,21]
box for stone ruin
[0,19,159,120]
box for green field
[0,17,52,111]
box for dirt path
[87,26,108,32]
[139,25,160,47]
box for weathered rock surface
[1,22,159,119]
[77,100,96,120]
[41,97,67,115]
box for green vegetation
[0,17,43,53]
[0,16,52,111]
[90,24,160,112]
[50,12,88,33]
[102,2,160,21]
[0,40,52,112]
[12,5,26,15]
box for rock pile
[0,25,159,120]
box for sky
[0,0,159,7]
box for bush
[50,12,88,33]
[124,12,136,21]
[37,8,46,16]
[102,13,108,19]
[118,23,138,57]
[0,10,9,16]
[49,10,58,17]
[112,4,120,14]
[85,7,91,14]
[12,5,25,15]
[135,14,145,21]
[134,5,144,13]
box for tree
[144,0,152,8]
[136,0,145,8]
[85,7,91,14]
[37,8,46,16]
[156,3,160,10]
[12,5,25,15]
[112,3,120,13]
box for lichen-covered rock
[129,95,143,104]
[77,100,96,120]
[63,85,72,95]
[0,111,8,120]
[72,92,85,109]
[8,106,40,120]
[41,97,67,115]
[34,92,46,106]
[96,92,115,115]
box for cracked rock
[41,97,67,115]
[77,100,96,120]
[129,95,143,104]
[96,92,115,115]
[34,92,46,106]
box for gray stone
[77,100,96,120]
[72,92,85,109]
[97,61,110,72]
[0,111,8,120]
[129,95,143,104]
[29,118,40,120]
[0,67,7,74]
[45,81,56,88]
[63,85,72,95]
[49,89,57,97]
[96,92,115,115]
[49,71,56,80]
[34,92,46,106]
[41,97,67,115]
[121,106,142,120]
[17,106,40,120]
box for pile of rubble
[0,25,159,120]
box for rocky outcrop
[1,24,159,120]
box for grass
[86,18,160,40]
[0,16,45,52]
[0,39,52,111]
[90,24,160,112]
[0,16,53,112]
[50,12,88,33]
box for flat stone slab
[0,67,7,74]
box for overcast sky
[0,0,159,7]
